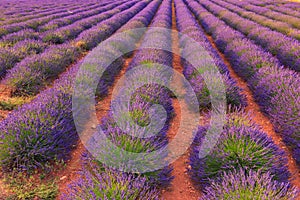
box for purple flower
[201,169,299,200]
[190,120,290,189]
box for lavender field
[0,0,299,199]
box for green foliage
[0,97,32,111]
[5,172,58,200]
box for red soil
[0,84,12,120]
[161,2,201,199]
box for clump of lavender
[13,39,46,57]
[184,70,247,110]
[63,154,159,200]
[190,123,290,188]
[201,169,299,200]
[225,107,256,128]
[254,66,300,166]
[0,48,19,77]
[5,43,79,95]
[0,88,77,172]
[0,65,79,172]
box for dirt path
[0,173,10,200]
[203,33,300,190]
[161,2,201,199]
[55,56,134,199]
[0,84,11,120]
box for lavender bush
[62,154,160,200]
[190,121,290,188]
[0,67,77,172]
[201,169,299,200]
[254,66,300,165]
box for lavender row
[0,3,83,36]
[185,0,300,166]
[3,0,143,96]
[224,0,300,29]
[0,1,122,46]
[197,0,300,72]
[73,0,149,51]
[236,0,300,18]
[0,1,76,19]
[0,1,135,79]
[189,111,298,199]
[2,1,107,25]
[0,39,47,77]
[38,0,126,32]
[0,0,117,38]
[40,0,136,44]
[0,0,158,174]
[1,0,81,17]
[256,0,300,11]
[0,2,84,26]
[65,0,175,198]
[265,4,300,18]
[211,0,300,40]
[1,0,96,20]
[7,3,77,18]
[174,0,246,110]
[0,29,40,47]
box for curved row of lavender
[0,0,81,22]
[222,0,300,29]
[0,0,134,80]
[64,0,177,199]
[2,0,143,96]
[195,0,300,72]
[40,0,135,44]
[0,3,84,36]
[206,1,300,40]
[185,0,300,166]
[1,2,86,26]
[0,0,152,174]
[174,0,247,110]
[0,0,121,45]
[210,0,300,40]
[256,0,300,11]
[190,110,298,199]
[250,0,300,18]
[0,0,113,37]
[0,0,88,16]
[0,2,132,68]
[38,0,126,33]
[0,0,113,26]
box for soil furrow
[161,1,201,199]
[55,56,134,199]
